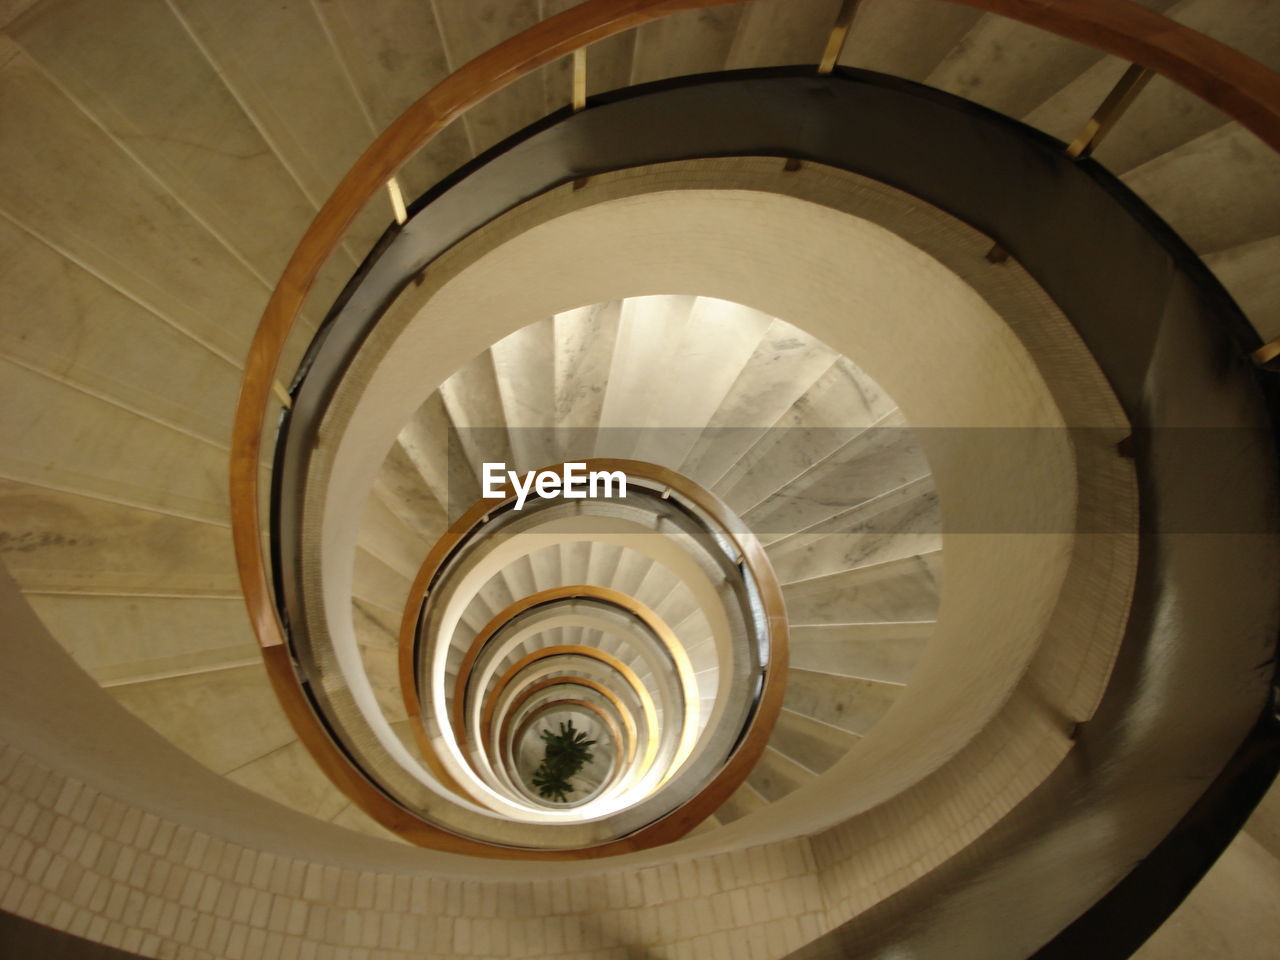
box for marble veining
[782,551,942,625]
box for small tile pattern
[0,742,832,960]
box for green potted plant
[530,720,596,802]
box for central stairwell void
[256,93,1148,867]
[278,296,952,855]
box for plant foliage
[530,720,596,802]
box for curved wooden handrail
[392,459,786,852]
[480,644,659,778]
[235,0,743,657]
[395,459,779,827]
[501,675,638,766]
[232,0,1280,857]
[450,585,694,761]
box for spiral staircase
[342,298,938,842]
[1,1,1279,958]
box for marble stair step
[788,622,933,687]
[768,708,860,775]
[398,391,480,516]
[742,409,926,541]
[924,11,1121,121]
[162,0,393,256]
[633,563,682,618]
[782,551,943,626]
[746,745,817,803]
[621,297,772,470]
[782,668,903,738]
[525,542,565,592]
[309,0,474,203]
[0,359,231,526]
[438,347,513,480]
[492,317,559,473]
[351,548,413,625]
[562,623,588,650]
[694,669,719,713]
[764,477,940,584]
[604,548,660,599]
[353,617,405,724]
[1122,122,1280,257]
[371,442,449,548]
[1204,236,1280,343]
[725,0,842,69]
[628,6,744,85]
[497,554,540,604]
[472,574,517,624]
[429,0,556,156]
[594,295,699,463]
[584,540,624,590]
[0,481,241,599]
[5,0,367,304]
[26,593,258,689]
[713,358,895,516]
[0,34,312,370]
[1023,0,1278,176]
[356,492,432,583]
[651,578,700,630]
[713,779,769,826]
[0,219,244,450]
[225,738,352,825]
[558,540,594,585]
[592,633,623,660]
[552,301,621,450]
[681,641,719,687]
[110,663,293,777]
[839,0,985,83]
[679,319,838,491]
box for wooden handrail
[480,644,659,779]
[395,458,786,852]
[232,0,1280,857]
[450,585,694,765]
[501,675,638,766]
[233,0,745,659]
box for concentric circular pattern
[398,459,785,844]
[286,299,943,857]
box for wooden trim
[397,460,780,828]
[389,458,788,853]
[449,585,693,760]
[501,675,637,766]
[480,644,659,779]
